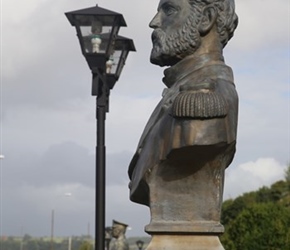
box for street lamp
[65,4,135,250]
[136,240,144,250]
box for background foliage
[220,164,290,249]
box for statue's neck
[163,51,224,88]
[196,26,223,56]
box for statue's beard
[150,15,201,67]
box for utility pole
[68,237,72,250]
[20,226,23,250]
[50,209,54,250]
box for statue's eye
[163,5,177,16]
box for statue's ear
[198,6,217,35]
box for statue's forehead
[158,0,188,9]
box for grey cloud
[2,141,134,189]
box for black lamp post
[136,240,144,250]
[65,4,135,250]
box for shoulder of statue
[171,79,228,119]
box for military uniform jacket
[128,53,238,205]
[110,235,129,250]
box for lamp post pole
[95,72,108,250]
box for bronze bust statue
[128,0,238,249]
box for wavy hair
[188,0,238,47]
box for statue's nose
[149,13,161,29]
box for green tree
[25,239,40,250]
[221,191,257,225]
[78,241,93,250]
[255,182,287,203]
[37,239,50,250]
[23,234,32,242]
[0,237,19,250]
[225,203,290,250]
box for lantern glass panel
[115,50,128,77]
[106,50,122,75]
[75,15,118,55]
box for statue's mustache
[151,29,165,44]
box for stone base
[146,235,225,250]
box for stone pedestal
[142,144,234,249]
[146,235,225,250]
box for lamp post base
[146,235,224,250]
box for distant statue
[110,220,129,250]
[128,0,238,249]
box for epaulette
[171,90,228,119]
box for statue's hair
[188,0,238,47]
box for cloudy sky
[1,0,289,239]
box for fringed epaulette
[171,91,228,119]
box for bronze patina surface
[128,0,238,248]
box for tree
[0,237,19,250]
[255,182,287,203]
[221,192,257,225]
[78,241,93,250]
[223,203,290,250]
[25,239,40,250]
[23,234,32,242]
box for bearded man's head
[150,13,202,66]
[149,0,238,67]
